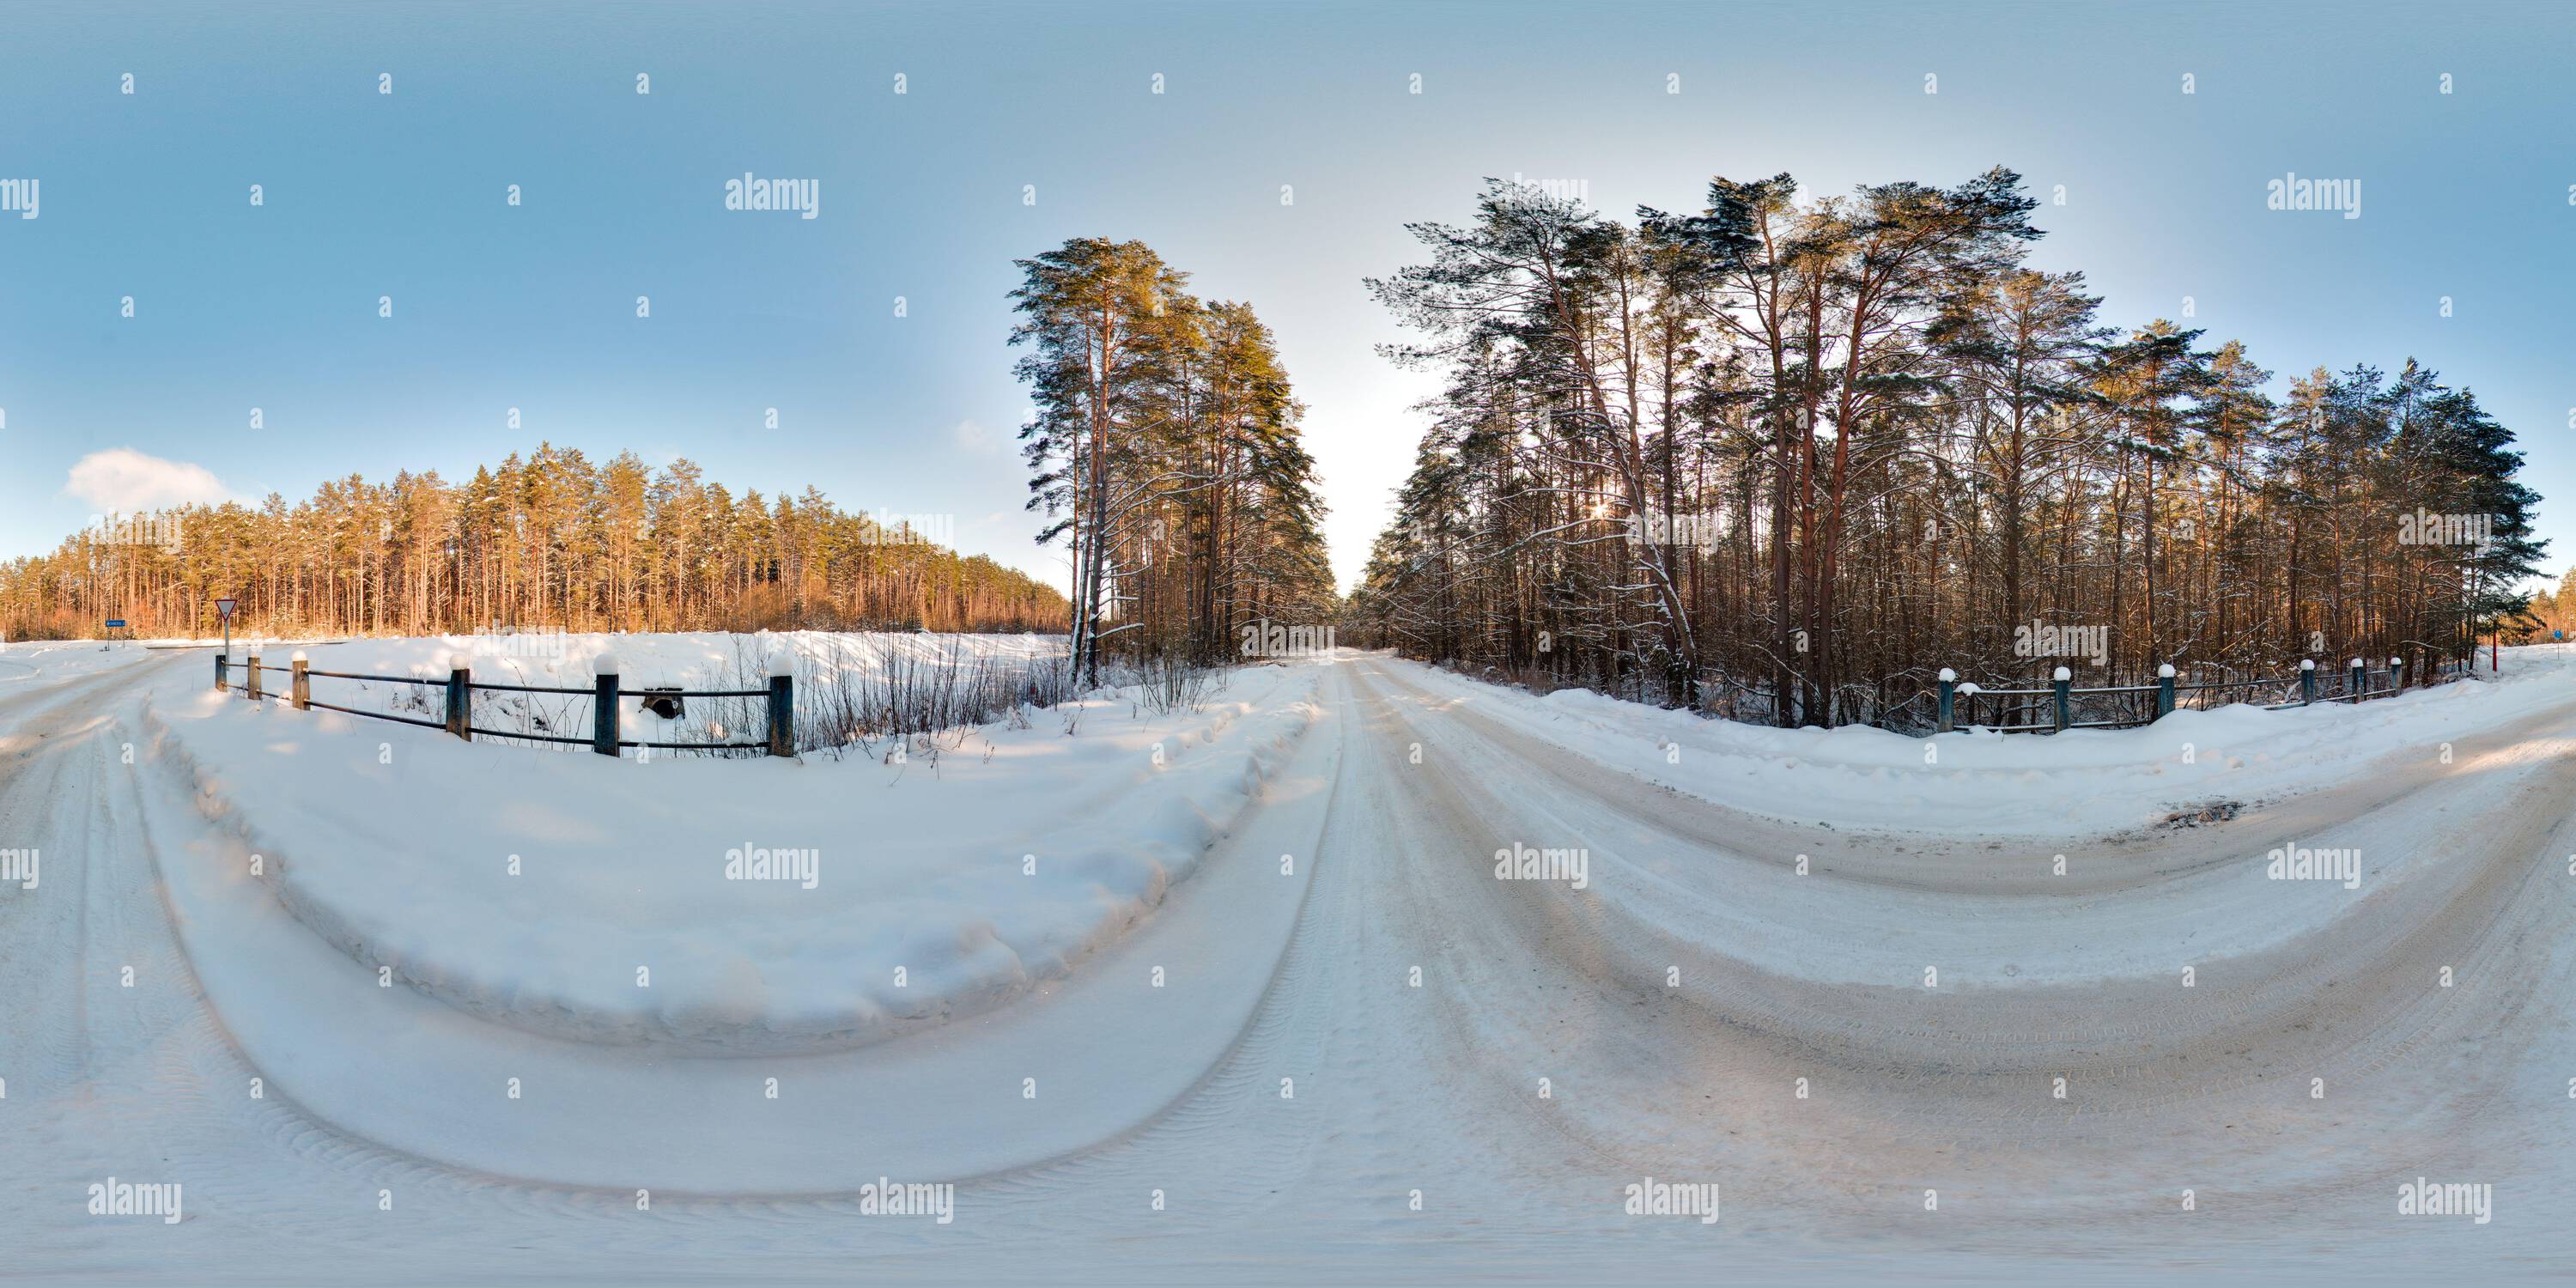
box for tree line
[0,445,1069,640]
[1012,237,1335,683]
[1347,170,2547,726]
[2512,567,2576,645]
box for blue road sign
[105,619,127,629]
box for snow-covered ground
[148,631,1312,1056]
[1399,645,2576,836]
[0,636,166,688]
[3,637,2573,1284]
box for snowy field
[3,637,2573,1283]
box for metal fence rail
[1935,655,2470,734]
[216,649,794,757]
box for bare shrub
[793,635,1072,762]
[1133,650,1223,717]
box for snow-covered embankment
[139,634,1323,1054]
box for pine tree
[1012,237,1333,678]
[1349,165,2549,726]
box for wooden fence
[216,649,793,756]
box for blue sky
[3,0,2571,593]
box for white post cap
[2300,659,2316,670]
[767,653,795,679]
[2349,657,2364,667]
[1958,682,1980,696]
[291,649,307,663]
[1937,667,1956,683]
[2390,656,2403,665]
[450,652,471,671]
[2052,665,2071,682]
[2158,663,2175,677]
[592,650,618,676]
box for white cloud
[952,419,1003,458]
[63,448,232,513]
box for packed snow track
[3,645,2573,1285]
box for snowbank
[1393,644,2576,837]
[139,633,1323,1054]
[1354,647,2576,1004]
[126,674,1343,1189]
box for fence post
[447,653,471,742]
[592,651,619,756]
[2051,666,2071,732]
[246,646,263,701]
[2156,663,2176,718]
[1935,667,1956,733]
[768,654,795,758]
[291,651,309,710]
[1955,682,1979,730]
[2390,655,2404,696]
[215,652,228,692]
[2299,659,2316,704]
[2348,657,2365,703]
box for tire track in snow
[1334,654,2576,1239]
[9,649,2573,1279]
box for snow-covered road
[4,648,2573,1284]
